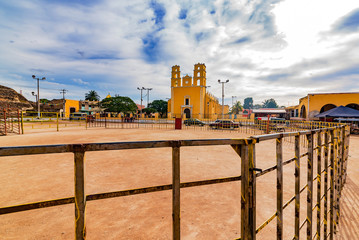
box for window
[185,98,189,105]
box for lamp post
[137,87,145,117]
[218,79,229,119]
[32,75,46,118]
[31,92,37,108]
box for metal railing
[0,125,349,240]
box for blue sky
[0,0,358,106]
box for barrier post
[294,134,300,240]
[17,110,21,134]
[73,145,86,240]
[248,141,256,240]
[4,110,7,135]
[316,131,322,239]
[306,132,314,240]
[172,141,181,240]
[21,110,24,134]
[324,131,329,238]
[276,136,283,240]
[333,129,338,233]
[329,130,334,240]
[56,113,59,132]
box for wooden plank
[74,146,86,240]
[333,129,338,234]
[276,137,283,240]
[324,131,329,239]
[329,130,334,240]
[294,134,300,240]
[232,144,249,240]
[248,142,256,240]
[172,142,181,240]
[307,132,314,240]
[316,132,322,239]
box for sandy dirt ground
[0,126,358,239]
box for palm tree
[230,101,243,114]
[85,90,100,101]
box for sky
[0,0,358,107]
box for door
[184,108,191,118]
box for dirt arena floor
[0,126,358,239]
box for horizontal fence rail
[0,125,350,240]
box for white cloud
[0,0,358,107]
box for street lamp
[31,91,37,107]
[218,79,229,119]
[32,75,46,118]
[137,87,145,117]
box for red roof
[136,104,145,110]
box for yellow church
[167,63,228,119]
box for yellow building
[288,92,359,120]
[64,99,80,118]
[167,63,229,119]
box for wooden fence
[0,125,349,239]
[0,109,22,136]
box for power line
[60,89,68,100]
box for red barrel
[175,118,182,130]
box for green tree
[40,98,49,104]
[85,90,100,101]
[142,107,156,116]
[253,104,262,109]
[243,97,253,109]
[148,100,168,117]
[262,98,279,108]
[101,96,137,113]
[230,101,243,114]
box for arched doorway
[184,108,191,118]
[346,103,359,111]
[300,105,306,118]
[320,104,336,113]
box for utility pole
[137,87,145,117]
[32,75,46,118]
[218,79,229,119]
[60,89,68,118]
[143,88,153,107]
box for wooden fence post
[329,129,334,240]
[324,131,329,238]
[232,143,250,240]
[294,134,300,240]
[316,131,322,239]
[333,129,338,234]
[276,136,283,240]
[74,145,86,240]
[172,141,181,240]
[3,110,7,135]
[248,141,256,240]
[21,110,24,134]
[307,132,314,240]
